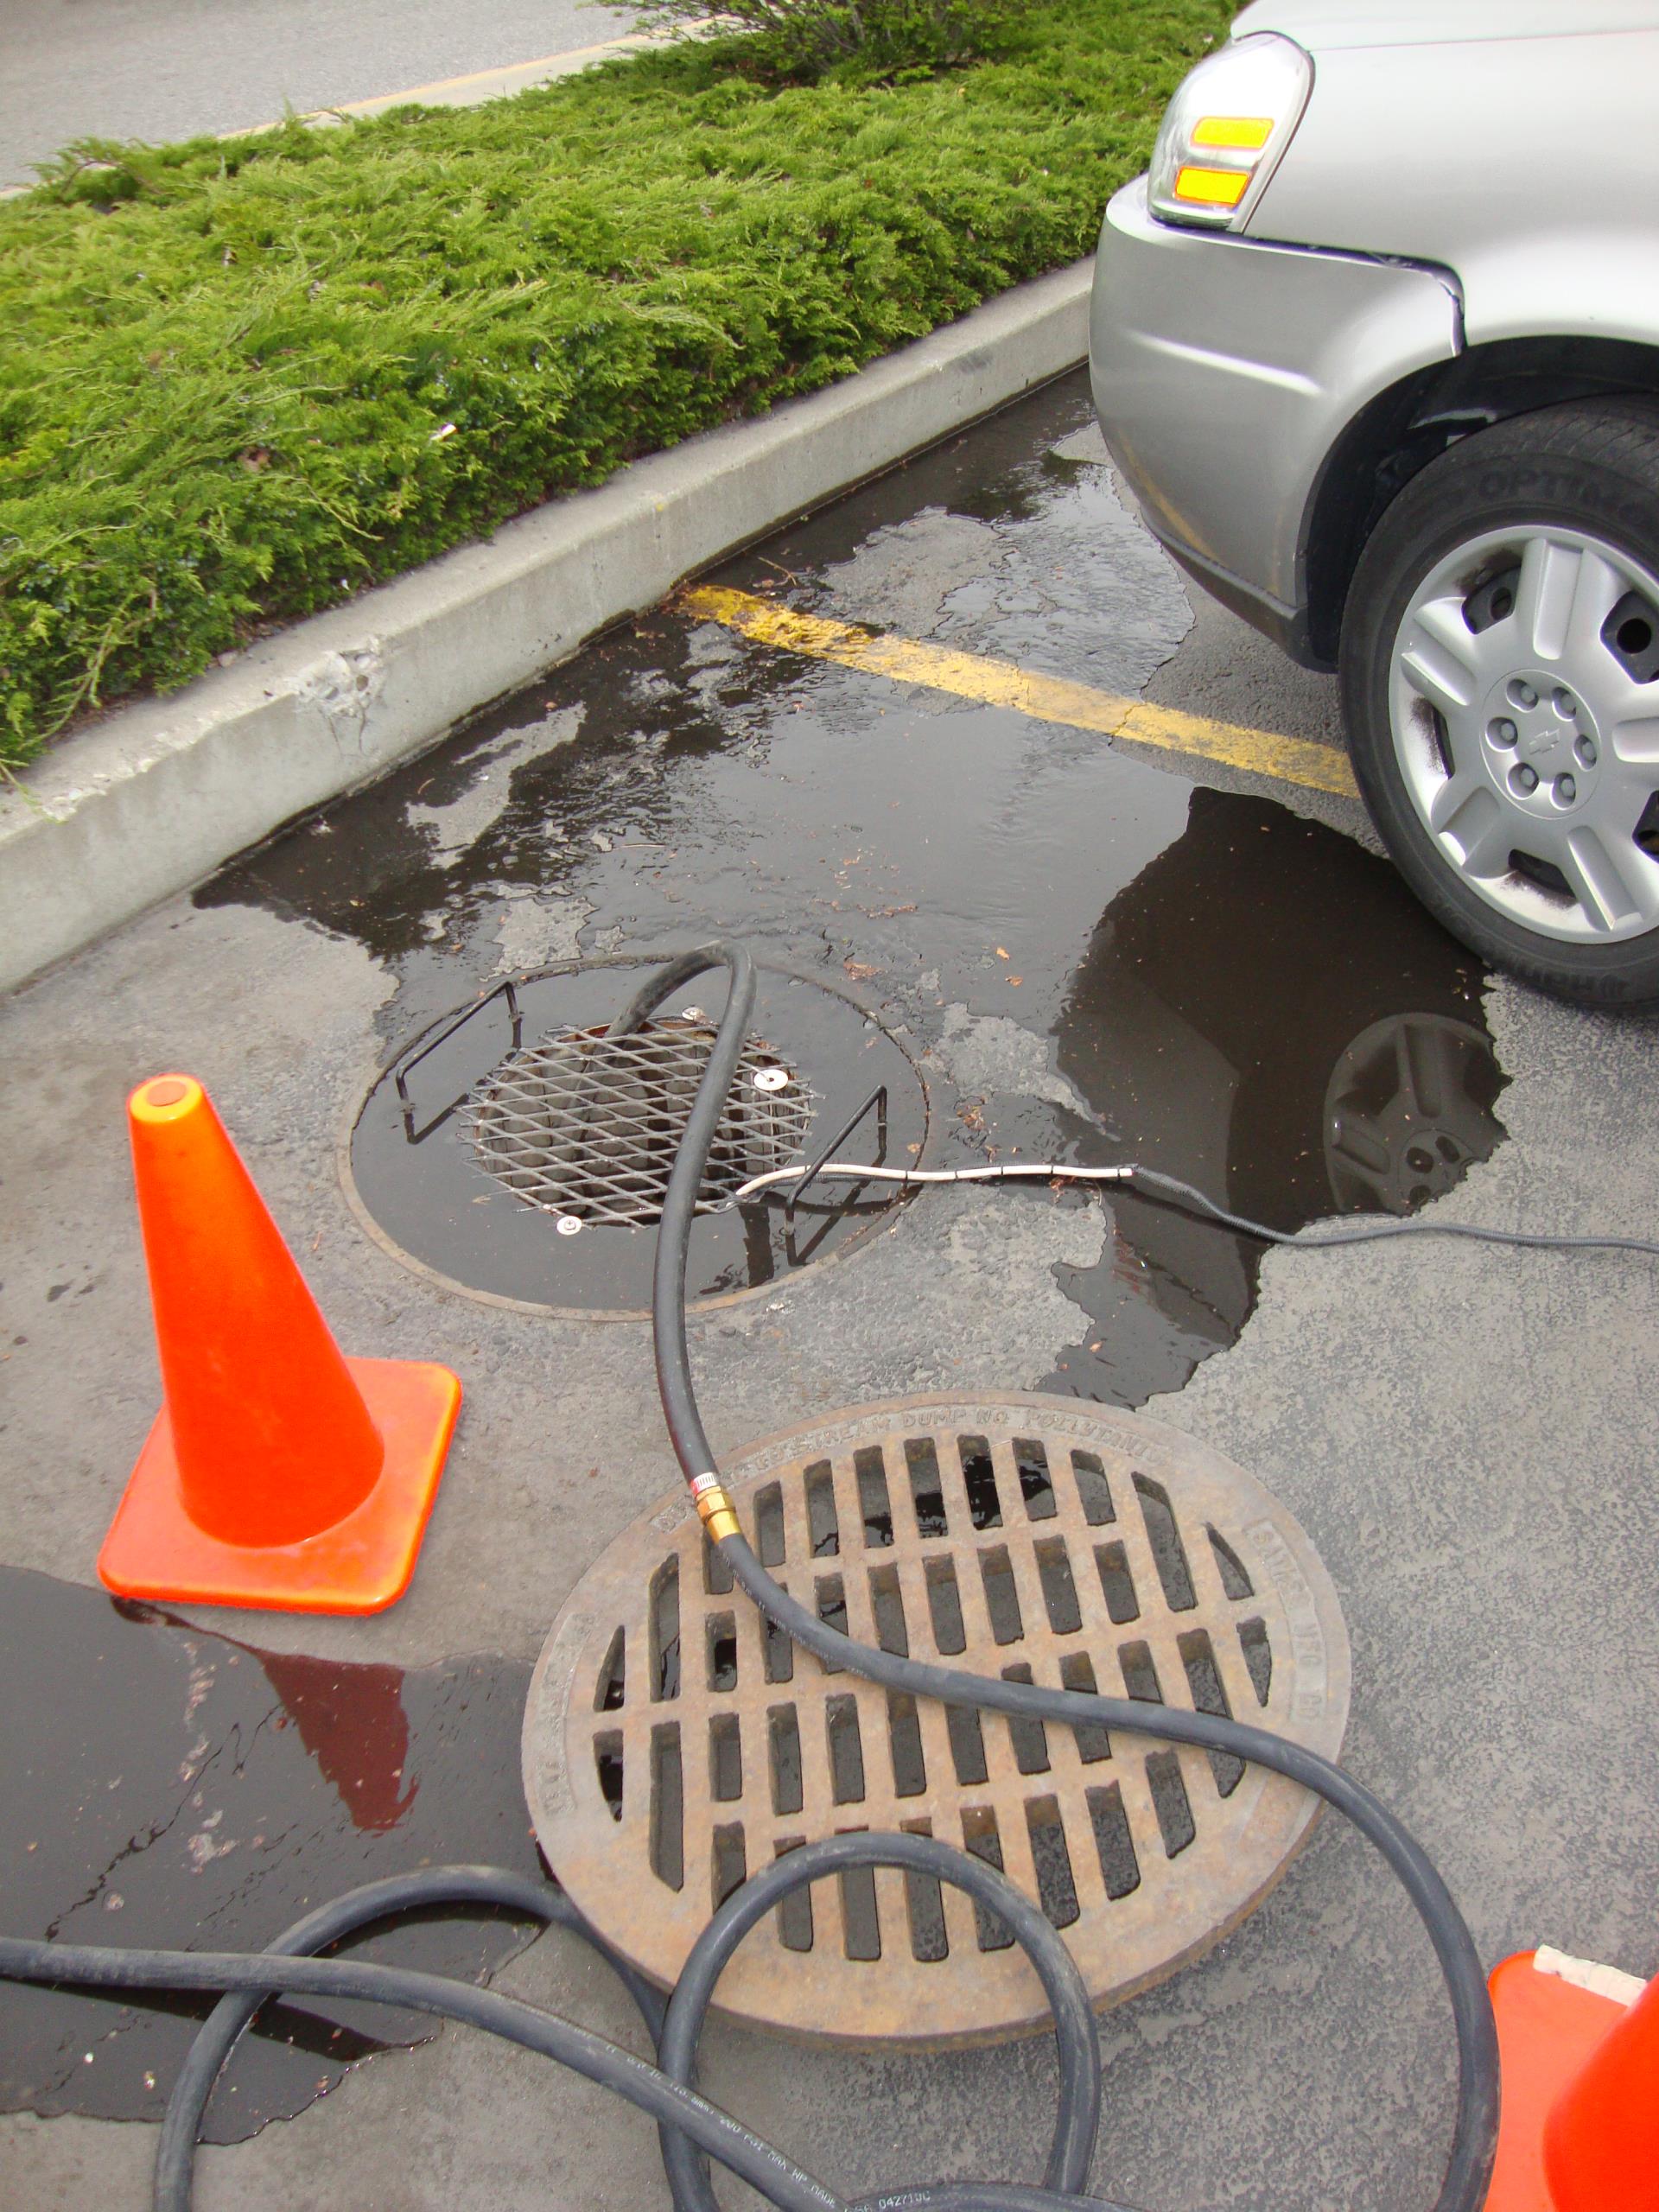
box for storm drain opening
[464,1021,813,1227]
[345,955,928,1317]
[523,1393,1350,2046]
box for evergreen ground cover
[0,1,1228,767]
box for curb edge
[1,258,1092,995]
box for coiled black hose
[0,941,1501,2212]
[0,1837,1124,2212]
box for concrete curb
[232,26,698,137]
[1,259,1092,995]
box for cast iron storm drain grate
[523,1394,1350,2045]
[461,1020,814,1227]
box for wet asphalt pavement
[205,375,1499,1399]
[2,370,1656,2212]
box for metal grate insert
[523,1395,1350,2046]
[462,1020,814,1226]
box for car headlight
[1146,32,1313,232]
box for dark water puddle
[194,369,1505,1409]
[1033,790,1503,1403]
[0,1567,537,2139]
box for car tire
[1339,397,1659,1007]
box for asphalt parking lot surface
[1,0,632,188]
[3,370,1657,2211]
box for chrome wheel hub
[1389,527,1659,942]
[1478,668,1600,818]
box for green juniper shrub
[0,0,1230,766]
[620,0,1052,81]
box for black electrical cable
[616,940,1503,2212]
[1122,1164,1659,1262]
[0,940,1503,2212]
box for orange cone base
[98,1357,461,1614]
[1483,1952,1630,2212]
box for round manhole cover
[523,1394,1349,2045]
[344,956,928,1318]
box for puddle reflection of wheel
[1323,1014,1503,1217]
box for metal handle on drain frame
[785,1084,888,1224]
[395,978,523,1142]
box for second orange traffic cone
[98,1074,461,1613]
[1543,1954,1659,2209]
[1484,1946,1659,2212]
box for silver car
[1090,0,1659,1006]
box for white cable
[733,1160,1131,1200]
[734,1157,1659,1264]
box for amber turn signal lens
[1190,115,1274,151]
[1172,165,1249,209]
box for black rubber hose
[608,938,760,1497]
[655,1830,1113,2212]
[641,944,1501,2212]
[153,1865,665,2212]
[0,1926,846,2212]
[1,1840,1112,2212]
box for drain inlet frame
[339,954,931,1323]
[523,1393,1351,2048]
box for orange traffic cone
[98,1074,461,1613]
[1544,1955,1659,2209]
[1484,1947,1659,2211]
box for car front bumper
[1090,178,1461,666]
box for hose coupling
[690,1471,741,1544]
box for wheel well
[1303,337,1659,668]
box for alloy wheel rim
[1388,524,1659,943]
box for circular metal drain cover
[523,1394,1349,2045]
[344,957,928,1318]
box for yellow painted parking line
[681,585,1360,801]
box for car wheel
[1340,399,1659,1006]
